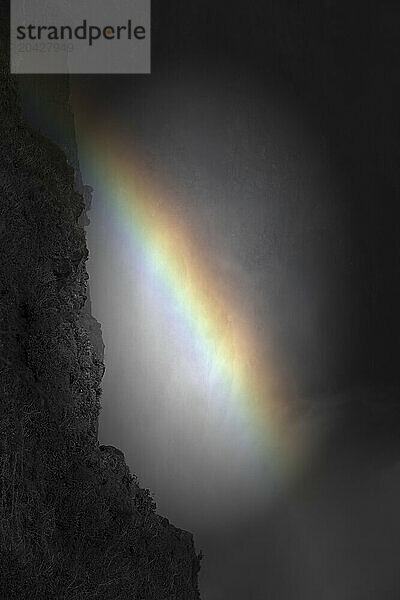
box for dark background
[20,1,400,597]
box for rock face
[0,30,201,600]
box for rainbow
[24,91,303,477]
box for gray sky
[71,66,347,529]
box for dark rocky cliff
[0,28,201,600]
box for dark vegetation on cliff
[0,30,201,600]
